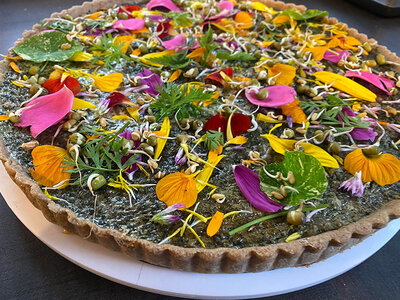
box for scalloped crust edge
[0,0,399,273]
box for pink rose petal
[234,165,283,213]
[345,71,393,95]
[323,50,349,63]
[16,86,74,138]
[162,34,199,50]
[206,1,234,20]
[146,0,182,12]
[113,18,145,31]
[245,86,296,107]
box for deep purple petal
[233,165,283,212]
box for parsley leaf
[216,50,257,61]
[150,82,216,121]
[162,11,193,27]
[204,130,224,151]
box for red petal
[118,5,142,15]
[204,67,233,87]
[42,77,81,95]
[64,76,81,95]
[106,92,132,108]
[157,21,173,39]
[204,114,227,133]
[230,113,251,137]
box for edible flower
[146,0,182,12]
[313,71,376,102]
[345,71,395,95]
[104,92,137,108]
[261,134,339,168]
[88,72,123,92]
[204,113,251,137]
[267,63,296,86]
[280,99,307,124]
[16,86,74,138]
[153,117,171,159]
[233,165,283,212]
[245,86,296,107]
[161,34,200,51]
[156,172,198,208]
[344,148,400,186]
[113,19,145,31]
[206,1,234,20]
[234,12,253,30]
[206,211,224,237]
[339,171,364,197]
[204,67,233,87]
[195,152,225,193]
[339,107,377,142]
[136,68,162,96]
[151,203,185,225]
[30,145,72,189]
[323,50,349,63]
[43,69,81,95]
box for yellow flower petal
[153,117,171,159]
[69,51,93,62]
[138,50,176,67]
[257,113,284,124]
[0,115,10,121]
[10,61,20,73]
[168,69,182,82]
[268,63,296,86]
[314,71,376,102]
[224,136,247,146]
[126,106,140,122]
[113,35,137,53]
[195,154,225,192]
[72,98,97,110]
[89,73,123,92]
[252,2,277,14]
[207,211,224,237]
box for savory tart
[0,0,399,273]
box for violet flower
[136,68,162,96]
[339,171,364,197]
[233,165,283,212]
[175,147,187,166]
[151,203,185,225]
[339,107,377,142]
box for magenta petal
[245,86,296,107]
[16,86,74,138]
[162,34,199,50]
[206,1,234,20]
[234,165,283,213]
[323,50,349,63]
[345,71,392,95]
[146,0,182,12]
[113,19,145,31]
[350,128,377,142]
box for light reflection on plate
[1,162,399,299]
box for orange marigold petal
[206,211,224,237]
[268,63,296,86]
[280,100,307,124]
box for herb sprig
[162,11,193,27]
[90,33,130,68]
[198,27,219,66]
[204,130,224,151]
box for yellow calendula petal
[268,63,296,86]
[211,19,236,34]
[195,154,225,192]
[126,106,140,122]
[11,80,24,87]
[154,117,171,159]
[252,2,277,14]
[272,15,291,24]
[261,134,296,154]
[69,51,93,62]
[138,50,176,67]
[207,211,224,237]
[235,12,253,30]
[187,47,206,59]
[314,71,376,102]
[257,113,284,124]
[300,143,339,168]
[0,115,10,121]
[112,115,131,120]
[302,46,329,61]
[89,72,123,92]
[10,61,20,73]
[226,111,234,141]
[113,35,137,53]
[85,11,102,20]
[168,69,182,82]
[72,98,97,110]
[224,136,247,146]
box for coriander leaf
[216,50,257,61]
[163,11,193,27]
[14,31,83,62]
[204,130,224,151]
[259,151,327,206]
[281,8,328,21]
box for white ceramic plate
[1,162,399,299]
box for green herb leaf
[198,27,219,65]
[145,51,191,69]
[150,82,216,121]
[162,11,193,27]
[14,31,83,62]
[216,50,257,61]
[281,8,328,21]
[90,33,130,69]
[204,130,224,151]
[259,151,327,206]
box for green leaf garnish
[145,51,191,69]
[259,151,327,206]
[162,11,193,27]
[204,130,224,151]
[13,31,83,63]
[216,50,257,61]
[150,82,216,121]
[198,27,219,65]
[280,8,328,21]
[90,33,130,69]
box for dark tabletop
[1,0,400,299]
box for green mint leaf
[281,8,328,21]
[14,31,83,62]
[259,151,327,206]
[216,50,257,61]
